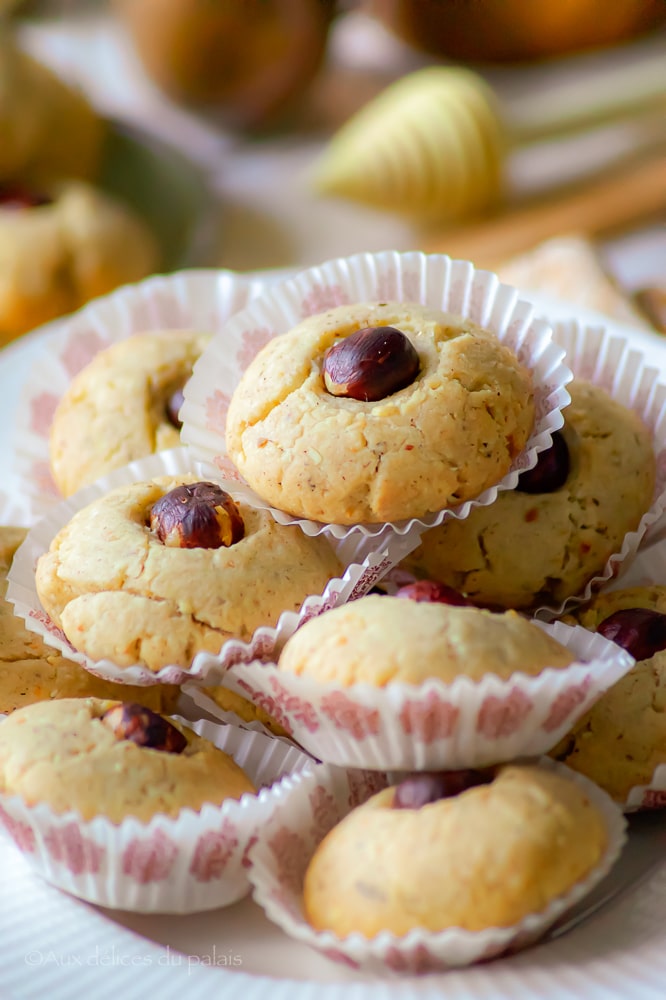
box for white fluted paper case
[246,759,627,974]
[181,250,573,546]
[9,268,265,524]
[6,448,400,688]
[0,716,314,914]
[213,621,633,770]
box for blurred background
[1,0,666,340]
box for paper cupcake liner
[0,715,315,914]
[6,447,401,688]
[9,268,265,525]
[213,621,634,770]
[181,250,572,545]
[526,318,666,618]
[246,758,627,974]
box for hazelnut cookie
[0,34,104,184]
[553,585,666,802]
[0,526,178,713]
[0,179,159,344]
[34,476,342,673]
[49,329,210,497]
[304,764,607,935]
[277,593,575,686]
[401,380,655,609]
[225,301,535,524]
[0,697,255,822]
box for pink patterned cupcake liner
[0,716,314,913]
[211,621,634,770]
[181,250,572,544]
[246,758,627,974]
[6,448,406,688]
[9,268,266,524]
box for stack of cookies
[1,248,663,969]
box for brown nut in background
[101,702,188,753]
[149,481,245,549]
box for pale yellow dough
[35,476,342,673]
[277,593,575,686]
[0,526,179,713]
[0,697,256,822]
[304,765,607,935]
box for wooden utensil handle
[423,152,666,270]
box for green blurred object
[99,120,215,270]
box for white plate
[3,285,666,999]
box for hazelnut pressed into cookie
[304,764,608,935]
[553,585,666,802]
[0,697,255,822]
[225,301,535,524]
[49,329,211,497]
[34,476,342,673]
[400,380,655,609]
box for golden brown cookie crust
[0,697,256,822]
[0,525,179,713]
[50,329,210,497]
[277,593,575,685]
[401,380,655,609]
[554,586,666,800]
[225,301,535,524]
[35,476,342,672]
[304,765,607,935]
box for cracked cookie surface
[225,301,535,524]
[34,475,342,672]
[0,526,178,712]
[50,329,210,497]
[401,380,655,609]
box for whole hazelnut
[150,481,245,549]
[597,607,666,661]
[516,431,570,494]
[323,325,420,402]
[101,702,188,753]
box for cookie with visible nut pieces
[34,475,342,673]
[553,586,666,802]
[400,380,655,609]
[304,764,607,936]
[50,329,210,497]
[225,301,535,524]
[0,697,255,822]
